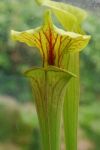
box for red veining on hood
[48,26,55,65]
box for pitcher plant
[11,1,91,150]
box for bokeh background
[0,0,100,150]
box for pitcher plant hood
[11,11,91,67]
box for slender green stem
[62,53,79,150]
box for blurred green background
[0,0,100,150]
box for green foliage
[80,15,100,104]
[79,102,100,150]
[80,14,100,150]
[0,98,39,149]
